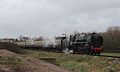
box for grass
[25,50,120,72]
[0,42,27,54]
[0,56,22,64]
[60,61,88,72]
[102,52,120,57]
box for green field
[102,52,120,57]
[24,50,120,72]
[0,56,22,64]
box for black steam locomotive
[54,33,103,55]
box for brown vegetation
[101,26,120,52]
[0,49,72,72]
[0,42,26,54]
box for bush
[0,42,26,54]
[101,26,120,52]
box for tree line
[101,26,120,52]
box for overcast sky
[0,0,120,38]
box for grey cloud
[0,0,120,38]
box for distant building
[0,38,17,43]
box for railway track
[72,54,120,58]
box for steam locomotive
[15,32,103,55]
[54,33,103,55]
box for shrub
[0,42,26,54]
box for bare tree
[102,26,120,49]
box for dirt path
[0,49,72,72]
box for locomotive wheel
[85,49,91,55]
[94,53,97,56]
[80,52,84,54]
[90,51,94,55]
[97,52,100,56]
[79,50,85,55]
[72,50,76,54]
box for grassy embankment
[25,50,120,72]
[0,56,22,64]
